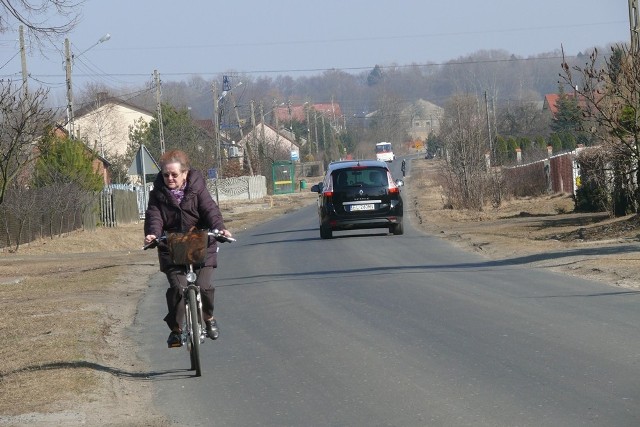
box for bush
[574,184,610,212]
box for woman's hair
[159,149,190,171]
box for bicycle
[144,229,235,377]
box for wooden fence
[99,187,140,227]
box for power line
[0,51,19,71]
[76,21,627,51]
[23,52,593,81]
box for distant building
[73,93,154,160]
[275,102,344,132]
[404,99,443,140]
[238,122,298,162]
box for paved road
[135,173,640,426]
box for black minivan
[310,160,404,239]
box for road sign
[128,145,159,175]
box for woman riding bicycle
[143,149,233,348]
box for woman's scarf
[170,182,187,205]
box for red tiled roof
[543,93,589,115]
[275,103,342,122]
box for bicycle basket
[167,230,208,265]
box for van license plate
[350,204,374,211]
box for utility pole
[273,99,280,147]
[231,92,244,140]
[231,91,254,175]
[65,38,74,137]
[212,82,220,171]
[314,112,319,153]
[260,102,266,165]
[630,0,640,53]
[211,82,220,203]
[19,26,28,99]
[322,114,326,152]
[305,102,312,153]
[246,100,256,176]
[154,70,165,154]
[260,102,265,142]
[484,91,493,166]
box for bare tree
[0,0,82,45]
[560,44,640,214]
[0,81,54,205]
[439,94,490,210]
[0,181,39,250]
[368,91,407,145]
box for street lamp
[65,33,111,137]
[213,80,242,203]
[76,33,111,58]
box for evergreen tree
[34,132,103,192]
[550,84,582,135]
[549,133,562,152]
[367,65,384,87]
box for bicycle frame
[182,264,205,376]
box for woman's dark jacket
[144,169,225,272]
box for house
[542,93,563,117]
[73,93,154,160]
[237,122,298,162]
[192,118,242,162]
[275,102,344,132]
[404,99,443,140]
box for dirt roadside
[1,163,639,426]
[409,158,640,290]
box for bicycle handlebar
[143,229,235,250]
[211,229,236,243]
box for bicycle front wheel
[187,288,202,377]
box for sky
[0,0,631,105]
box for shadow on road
[3,360,197,381]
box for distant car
[310,160,404,239]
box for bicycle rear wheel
[187,288,202,377]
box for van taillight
[388,187,399,194]
[323,191,333,197]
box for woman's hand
[220,229,233,238]
[144,234,157,246]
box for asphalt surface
[135,159,640,426]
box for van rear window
[333,168,388,188]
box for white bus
[375,142,395,162]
